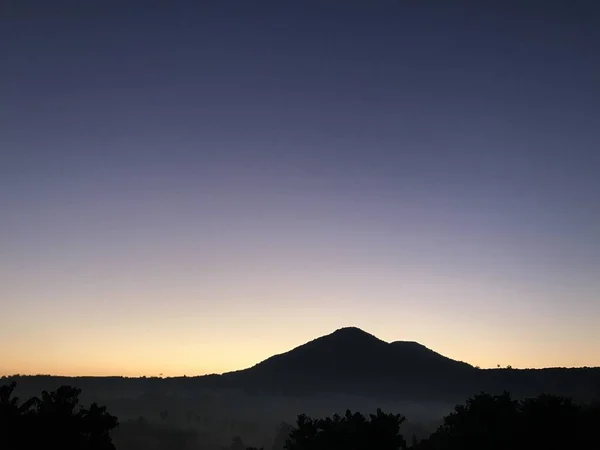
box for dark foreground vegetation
[2,381,599,450]
[0,382,118,450]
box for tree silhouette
[428,391,519,450]
[0,381,38,445]
[0,381,37,417]
[0,382,118,450]
[414,391,600,450]
[285,408,406,450]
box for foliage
[284,408,407,450]
[0,381,118,450]
[414,391,600,449]
[274,392,600,450]
[4,377,600,450]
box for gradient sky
[1,1,599,376]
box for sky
[1,1,599,376]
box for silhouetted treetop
[285,408,407,450]
[415,391,600,450]
[0,382,118,450]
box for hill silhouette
[221,327,477,400]
[5,327,600,404]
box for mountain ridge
[225,326,474,374]
[216,327,600,402]
[219,326,477,400]
[5,327,600,403]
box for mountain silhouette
[221,327,477,400]
[7,327,599,404]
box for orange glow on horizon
[3,322,598,378]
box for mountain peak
[333,326,366,334]
[222,326,476,400]
[321,326,388,346]
[329,326,379,338]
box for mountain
[6,327,600,403]
[217,327,600,402]
[221,327,478,400]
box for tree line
[0,381,118,450]
[2,381,599,450]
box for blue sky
[1,1,599,375]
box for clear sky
[1,1,599,376]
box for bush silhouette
[415,391,600,450]
[4,378,600,450]
[0,381,118,450]
[285,408,407,450]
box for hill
[217,327,599,402]
[220,327,478,400]
[5,327,600,403]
